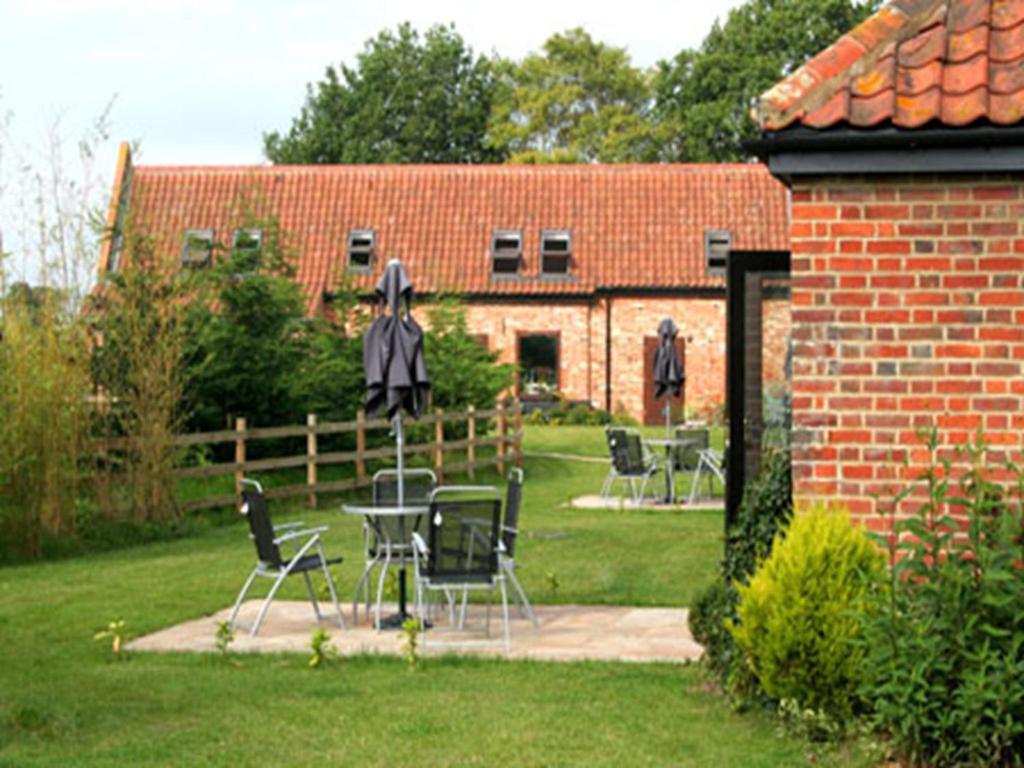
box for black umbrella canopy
[363,259,430,419]
[653,317,684,399]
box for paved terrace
[129,601,703,664]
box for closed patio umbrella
[652,317,684,435]
[362,259,430,624]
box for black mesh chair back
[624,432,646,473]
[606,428,633,475]
[372,470,436,545]
[426,497,501,584]
[673,428,709,472]
[502,470,524,558]
[241,486,283,568]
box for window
[348,229,375,271]
[232,228,262,272]
[705,229,731,278]
[541,229,571,276]
[491,229,522,276]
[518,333,559,398]
[181,228,214,268]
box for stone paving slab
[129,600,703,664]
[569,494,724,512]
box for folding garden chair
[600,427,661,502]
[498,468,538,627]
[229,479,345,637]
[410,486,510,652]
[688,448,726,505]
[352,468,436,628]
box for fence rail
[158,401,523,512]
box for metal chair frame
[600,427,661,503]
[229,478,345,637]
[352,468,437,629]
[688,448,726,504]
[410,485,511,653]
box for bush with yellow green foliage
[728,505,883,724]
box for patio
[129,600,703,664]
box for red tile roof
[757,0,1024,130]
[109,156,788,312]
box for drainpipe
[604,296,612,412]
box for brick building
[98,146,788,424]
[753,0,1024,525]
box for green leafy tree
[488,28,663,164]
[653,0,880,161]
[264,23,502,164]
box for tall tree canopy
[653,0,880,162]
[487,28,663,164]
[264,23,502,164]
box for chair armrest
[273,526,328,545]
[411,532,429,557]
[273,521,305,532]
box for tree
[488,28,663,164]
[264,23,502,164]
[653,0,881,162]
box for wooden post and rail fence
[145,400,523,512]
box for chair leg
[352,553,379,624]
[229,567,259,630]
[505,561,538,628]
[251,572,288,637]
[302,571,324,622]
[374,547,392,632]
[318,546,345,629]
[499,577,511,653]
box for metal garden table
[642,437,698,505]
[340,502,429,629]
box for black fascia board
[745,122,1024,180]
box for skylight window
[348,229,375,272]
[704,229,731,278]
[540,229,571,276]
[232,228,262,272]
[491,229,522,276]
[181,228,214,268]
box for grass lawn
[0,426,860,767]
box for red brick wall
[790,175,1024,527]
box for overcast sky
[0,0,745,166]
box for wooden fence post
[234,417,246,505]
[307,413,318,509]
[466,405,476,480]
[434,409,445,482]
[514,399,523,468]
[497,404,507,477]
[356,409,367,484]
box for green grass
[0,425,860,767]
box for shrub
[689,449,792,701]
[858,431,1024,766]
[729,505,883,725]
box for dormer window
[232,228,262,271]
[541,229,571,276]
[348,229,375,272]
[491,229,522,276]
[704,229,731,278]
[181,228,214,268]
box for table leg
[665,446,673,504]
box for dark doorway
[643,335,686,426]
[517,333,560,398]
[726,250,791,527]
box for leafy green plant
[400,617,422,670]
[858,430,1024,766]
[308,628,337,669]
[214,621,235,655]
[729,505,883,726]
[545,570,560,594]
[94,619,127,660]
[689,449,792,701]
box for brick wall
[790,174,1024,526]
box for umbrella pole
[394,410,409,620]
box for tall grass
[0,294,92,558]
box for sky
[0,0,745,283]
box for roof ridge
[756,0,948,129]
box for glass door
[725,250,791,527]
